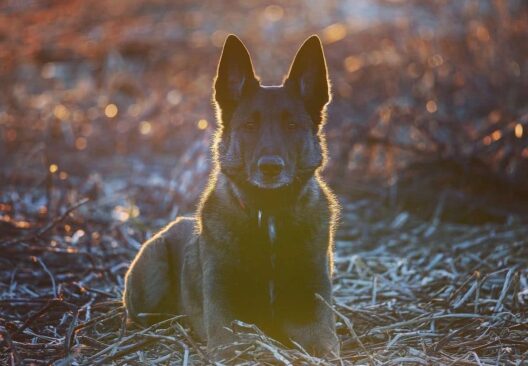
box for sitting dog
[123,34,340,358]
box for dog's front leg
[283,293,340,358]
[201,258,237,359]
[280,261,340,358]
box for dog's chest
[243,210,295,312]
[258,211,277,312]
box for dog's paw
[287,324,340,359]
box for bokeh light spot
[323,23,347,44]
[491,130,502,141]
[112,204,140,222]
[75,137,87,150]
[6,129,17,142]
[53,104,70,120]
[426,100,437,113]
[105,104,118,118]
[344,56,363,73]
[488,110,501,123]
[139,121,152,135]
[167,90,182,105]
[515,123,523,138]
[264,5,284,22]
[428,54,444,68]
[197,119,208,130]
[49,164,58,174]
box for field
[1,1,527,365]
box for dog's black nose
[258,156,285,177]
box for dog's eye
[243,121,257,131]
[287,121,298,130]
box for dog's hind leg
[123,218,193,324]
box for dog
[123,34,340,358]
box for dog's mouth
[249,177,290,190]
[248,171,293,190]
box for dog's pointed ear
[284,35,330,125]
[214,35,258,124]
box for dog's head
[213,35,330,191]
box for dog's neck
[225,173,313,215]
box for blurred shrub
[0,0,526,193]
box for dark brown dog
[123,34,340,358]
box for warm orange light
[139,121,152,135]
[344,56,363,73]
[105,103,118,118]
[488,110,501,123]
[113,205,140,222]
[264,5,284,22]
[6,129,17,142]
[491,130,502,141]
[53,104,70,120]
[514,123,523,138]
[474,24,490,42]
[197,119,208,130]
[49,164,58,173]
[426,100,437,113]
[322,23,347,44]
[75,137,87,150]
[428,54,444,68]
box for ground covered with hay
[1,0,528,365]
[1,158,527,365]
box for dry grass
[1,1,527,364]
[1,172,526,365]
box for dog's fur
[123,34,340,357]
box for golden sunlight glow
[515,123,523,138]
[139,121,152,135]
[75,137,87,150]
[474,24,490,42]
[53,104,70,120]
[322,23,347,44]
[264,5,284,22]
[49,164,58,173]
[491,130,502,141]
[488,110,501,123]
[113,204,140,222]
[104,103,118,118]
[197,119,208,130]
[426,100,437,113]
[344,56,363,73]
[6,129,16,142]
[428,54,444,68]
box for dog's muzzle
[257,155,285,178]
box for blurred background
[1,2,528,364]
[1,0,528,225]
